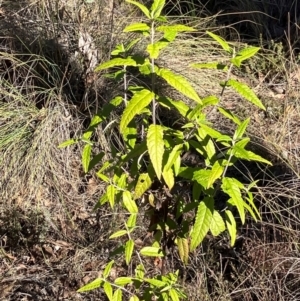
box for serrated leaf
[207,161,224,188]
[233,146,272,165]
[206,31,231,53]
[113,289,122,301]
[222,177,245,224]
[177,237,189,265]
[123,191,138,213]
[226,79,265,110]
[77,278,104,292]
[157,68,202,103]
[173,154,181,176]
[130,296,140,301]
[125,239,134,265]
[115,277,133,286]
[164,144,183,171]
[134,173,152,199]
[157,25,196,32]
[58,138,78,148]
[147,124,164,180]
[95,57,137,71]
[107,185,116,208]
[140,247,164,257]
[234,118,250,140]
[126,214,137,227]
[83,96,123,140]
[144,278,166,287]
[147,41,169,59]
[234,46,260,66]
[225,210,237,246]
[135,264,145,279]
[199,123,222,139]
[162,167,174,190]
[124,22,150,32]
[178,167,197,179]
[218,107,241,125]
[126,0,151,18]
[191,62,228,70]
[103,282,113,301]
[190,197,214,251]
[120,89,154,133]
[109,230,127,239]
[82,144,92,173]
[157,96,189,117]
[210,210,226,236]
[193,169,211,188]
[123,120,137,149]
[169,289,180,301]
[151,0,165,19]
[103,260,114,278]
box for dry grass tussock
[0,1,300,300]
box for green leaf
[226,79,266,110]
[95,57,137,71]
[140,247,164,257]
[126,214,137,228]
[109,230,127,239]
[129,296,140,301]
[147,41,169,59]
[113,289,122,301]
[193,169,211,188]
[177,237,189,265]
[147,125,164,180]
[222,177,245,224]
[144,278,166,287]
[190,197,214,251]
[122,142,147,163]
[123,191,138,213]
[125,239,134,265]
[82,144,92,173]
[191,62,228,70]
[157,68,202,103]
[77,278,104,292]
[225,210,237,246]
[103,282,113,301]
[115,277,133,286]
[173,154,181,176]
[124,22,150,32]
[210,210,226,236]
[206,31,232,53]
[231,46,260,67]
[151,0,165,19]
[199,123,222,139]
[164,144,183,171]
[233,146,272,165]
[107,185,116,208]
[134,173,152,199]
[234,118,250,140]
[120,89,154,133]
[88,152,105,171]
[83,96,123,140]
[123,120,137,149]
[207,160,224,188]
[157,96,189,117]
[218,107,241,125]
[58,138,78,148]
[103,260,114,278]
[135,264,145,279]
[162,167,174,190]
[126,0,151,18]
[157,25,196,32]
[169,289,180,301]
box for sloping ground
[0,1,300,301]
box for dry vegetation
[0,0,299,300]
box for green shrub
[60,0,271,300]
